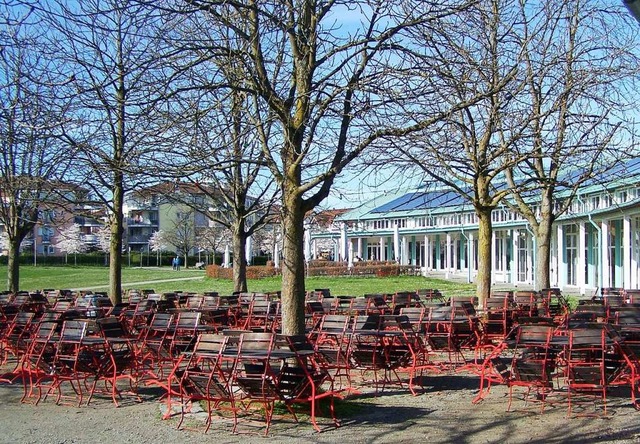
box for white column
[556,224,564,289]
[245,235,252,264]
[423,235,428,270]
[445,232,452,277]
[602,219,610,288]
[304,227,311,262]
[491,231,496,284]
[224,244,230,268]
[274,242,280,268]
[393,224,400,262]
[357,237,363,259]
[311,238,317,261]
[348,239,354,268]
[511,229,518,284]
[380,236,386,261]
[578,222,586,294]
[339,223,347,261]
[632,218,639,289]
[452,236,458,273]
[401,236,408,265]
[469,232,475,282]
[624,215,631,289]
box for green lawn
[1,265,476,297]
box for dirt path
[2,370,639,444]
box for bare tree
[167,82,280,292]
[36,0,169,303]
[195,225,229,264]
[158,0,478,335]
[502,0,640,290]
[163,210,196,268]
[387,0,526,307]
[0,4,72,292]
[384,0,639,304]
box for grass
[1,265,477,297]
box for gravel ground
[2,367,640,444]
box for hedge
[206,262,419,279]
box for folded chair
[566,326,610,416]
[507,325,555,412]
[175,334,239,433]
[277,335,339,432]
[233,332,279,435]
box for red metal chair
[39,320,91,406]
[137,312,175,382]
[20,321,58,403]
[278,335,339,432]
[507,324,555,412]
[566,326,610,416]
[1,311,36,366]
[233,332,279,435]
[175,334,239,433]
[309,314,353,390]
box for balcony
[126,217,158,227]
[81,234,98,245]
[128,235,151,244]
[74,216,103,227]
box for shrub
[206,265,233,279]
[206,264,278,280]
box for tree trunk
[534,220,553,291]
[233,223,248,293]
[476,208,493,309]
[280,189,307,336]
[7,237,21,293]
[109,185,124,305]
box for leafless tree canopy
[0,4,73,291]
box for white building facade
[307,161,640,295]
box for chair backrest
[202,295,219,308]
[33,321,58,341]
[239,332,275,351]
[59,320,88,341]
[194,333,228,355]
[569,326,607,348]
[12,311,35,327]
[516,324,553,346]
[53,300,73,312]
[613,306,640,327]
[175,311,201,330]
[38,311,62,324]
[249,300,272,315]
[149,312,174,330]
[491,290,513,300]
[624,289,640,304]
[314,288,331,299]
[306,301,325,315]
[186,296,204,309]
[484,297,510,311]
[426,305,455,322]
[399,307,425,326]
[97,316,128,338]
[353,313,382,331]
[317,314,351,334]
[147,293,162,302]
